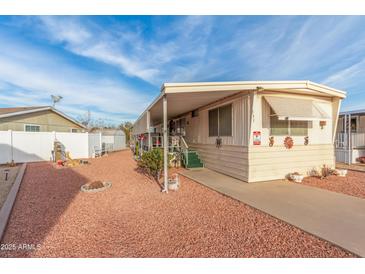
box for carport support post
[348,114,352,165]
[162,95,168,193]
[147,110,151,151]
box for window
[351,117,357,132]
[209,108,219,136]
[219,104,232,136]
[71,128,78,133]
[208,104,232,137]
[270,115,289,135]
[290,120,309,136]
[25,124,40,132]
[270,109,309,136]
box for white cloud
[37,16,162,84]
[36,16,217,85]
[0,38,152,124]
[322,59,365,90]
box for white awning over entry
[264,96,331,121]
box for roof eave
[162,80,346,98]
[132,90,166,127]
[0,107,51,119]
[133,81,346,127]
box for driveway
[180,168,365,257]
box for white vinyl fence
[0,130,126,164]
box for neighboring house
[0,106,86,133]
[132,81,345,184]
[337,109,365,133]
[335,109,365,164]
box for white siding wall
[190,144,249,181]
[185,94,250,181]
[249,144,335,182]
[185,95,250,146]
[248,93,336,182]
[257,94,333,146]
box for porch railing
[351,132,365,148]
[148,135,181,152]
[335,133,348,149]
[180,136,189,167]
[335,132,365,149]
[335,132,365,164]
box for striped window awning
[264,96,331,121]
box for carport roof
[134,80,346,127]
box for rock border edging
[80,181,112,193]
[0,163,27,241]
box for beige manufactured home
[132,81,345,188]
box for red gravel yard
[0,150,354,257]
[299,170,365,199]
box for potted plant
[289,172,304,183]
[168,173,180,191]
[334,169,348,177]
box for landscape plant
[138,148,172,180]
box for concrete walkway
[336,162,365,173]
[180,168,365,257]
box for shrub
[135,142,139,157]
[138,148,172,180]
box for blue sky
[0,16,364,124]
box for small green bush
[135,141,139,156]
[138,148,172,180]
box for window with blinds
[270,115,289,135]
[290,120,309,136]
[209,108,219,136]
[208,104,232,137]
